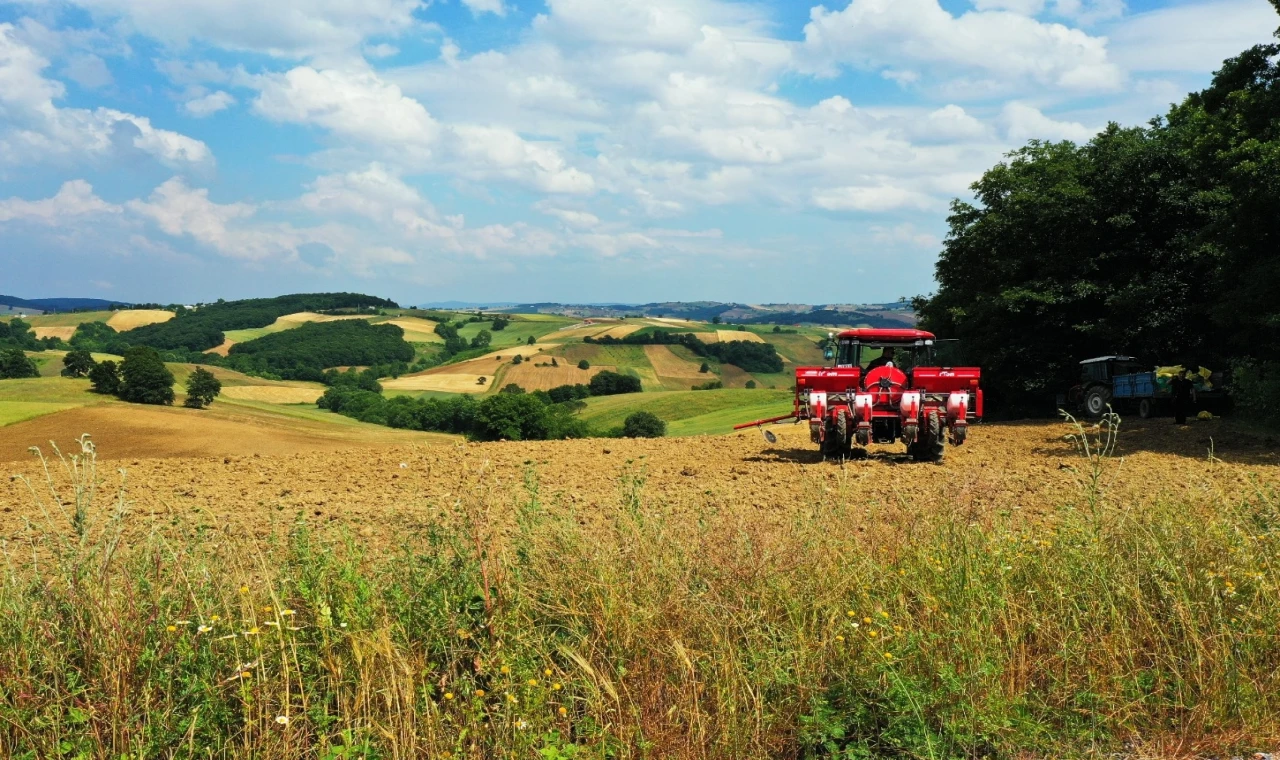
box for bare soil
[2,417,1274,554]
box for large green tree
[0,348,39,379]
[117,346,175,405]
[917,36,1280,413]
[61,349,96,378]
[183,367,223,409]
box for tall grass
[1,426,1278,758]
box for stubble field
[2,415,1278,758]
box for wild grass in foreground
[1,424,1278,759]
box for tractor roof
[836,328,935,342]
[1079,355,1138,364]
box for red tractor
[735,328,982,460]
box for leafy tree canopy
[915,39,1280,414]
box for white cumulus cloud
[183,90,236,117]
[0,179,120,224]
[0,23,211,169]
[800,0,1124,91]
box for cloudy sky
[1,0,1275,306]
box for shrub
[745,380,757,389]
[513,354,524,365]
[471,329,492,349]
[692,380,723,391]
[622,411,666,438]
[184,367,223,409]
[589,370,642,396]
[117,347,175,405]
[578,359,590,370]
[492,316,510,331]
[501,384,526,394]
[699,362,710,373]
[0,348,39,379]
[527,335,536,345]
[88,360,120,395]
[1232,359,1280,428]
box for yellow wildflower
[558,707,568,716]
[527,679,539,687]
[444,692,454,700]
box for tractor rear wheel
[1138,398,1153,419]
[821,418,848,459]
[1084,387,1110,418]
[910,410,945,462]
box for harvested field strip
[275,311,375,324]
[207,339,236,356]
[382,373,491,393]
[599,324,644,339]
[644,344,706,378]
[105,309,174,330]
[219,386,324,404]
[32,326,76,340]
[384,317,442,343]
[718,330,764,343]
[498,362,612,391]
[0,401,456,461]
[693,331,720,343]
[718,364,755,388]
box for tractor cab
[833,332,936,377]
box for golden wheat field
[105,309,175,330]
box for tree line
[915,36,1280,420]
[317,368,645,440]
[116,293,398,352]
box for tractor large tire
[1084,386,1111,418]
[821,419,847,459]
[910,410,945,462]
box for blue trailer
[1068,356,1227,418]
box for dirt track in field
[2,416,1275,552]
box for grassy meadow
[2,426,1278,758]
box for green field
[21,311,115,327]
[577,388,792,435]
[457,316,576,348]
[0,401,82,426]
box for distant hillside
[496,301,916,327]
[119,293,399,352]
[0,295,129,313]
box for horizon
[2,0,1276,305]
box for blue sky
[1,0,1275,306]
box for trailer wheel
[1084,387,1110,418]
[1138,398,1153,419]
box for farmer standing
[1171,367,1196,426]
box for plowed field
[2,418,1274,549]
[498,361,613,390]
